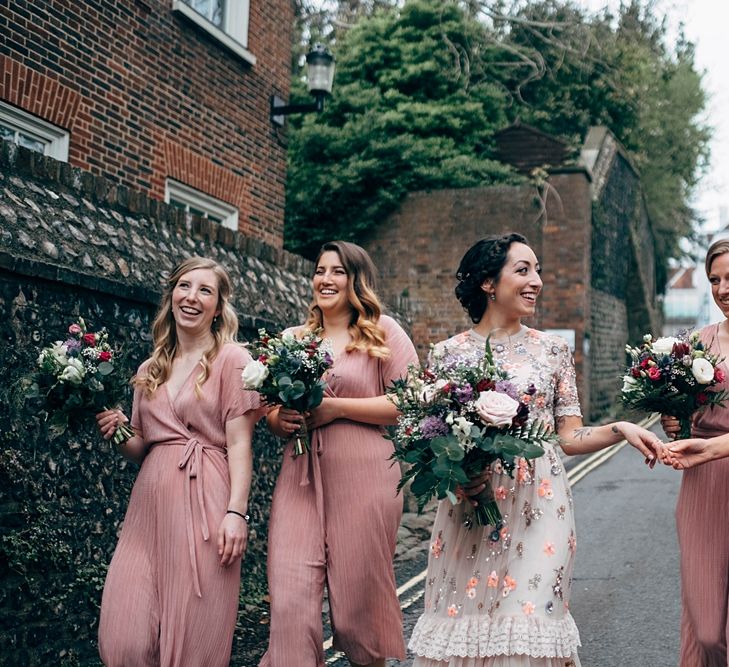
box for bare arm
[666,432,729,469]
[217,410,257,567]
[306,395,400,430]
[558,415,664,465]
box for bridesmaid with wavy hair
[95,256,261,667]
[260,241,418,667]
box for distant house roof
[494,121,572,173]
[668,266,696,290]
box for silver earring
[490,293,496,301]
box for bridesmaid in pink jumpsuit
[259,241,418,667]
[95,257,261,667]
[662,238,729,667]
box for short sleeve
[219,344,261,423]
[378,315,419,390]
[130,359,151,434]
[553,338,582,418]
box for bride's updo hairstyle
[455,232,528,323]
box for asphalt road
[327,424,684,666]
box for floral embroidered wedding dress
[409,327,582,667]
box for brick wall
[0,0,293,246]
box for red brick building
[1,0,293,247]
[366,125,662,420]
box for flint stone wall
[0,140,313,665]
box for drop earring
[490,293,496,301]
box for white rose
[621,375,639,393]
[475,390,520,428]
[691,357,715,384]
[60,358,85,385]
[652,336,679,356]
[281,330,296,344]
[50,342,68,366]
[421,378,448,404]
[241,360,269,389]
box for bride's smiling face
[486,242,543,317]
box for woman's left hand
[614,422,665,468]
[305,398,341,430]
[217,512,248,566]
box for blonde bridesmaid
[661,238,729,666]
[259,241,418,667]
[95,257,262,667]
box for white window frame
[172,0,255,66]
[165,178,239,231]
[0,102,69,161]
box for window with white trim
[165,179,239,231]
[0,102,69,161]
[172,0,255,65]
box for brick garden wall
[0,141,312,665]
[0,0,293,246]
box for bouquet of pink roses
[242,328,333,456]
[387,339,553,534]
[622,332,729,439]
[24,317,133,444]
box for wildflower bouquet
[622,332,729,439]
[242,328,333,456]
[24,317,133,444]
[387,340,553,532]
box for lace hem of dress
[408,612,581,660]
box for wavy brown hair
[135,256,239,397]
[705,238,729,277]
[304,241,390,359]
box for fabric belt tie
[178,436,226,598]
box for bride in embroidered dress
[408,233,664,667]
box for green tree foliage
[285,0,518,258]
[286,0,710,279]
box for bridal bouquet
[24,317,133,444]
[242,328,333,456]
[387,340,553,532]
[622,332,729,438]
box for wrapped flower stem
[471,480,502,529]
[293,420,310,457]
[104,405,134,446]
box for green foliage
[286,0,710,277]
[285,0,518,258]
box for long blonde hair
[136,256,239,397]
[305,241,390,359]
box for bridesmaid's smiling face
[709,252,729,319]
[171,268,221,335]
[313,251,350,315]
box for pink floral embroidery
[487,570,499,588]
[537,478,553,499]
[543,541,556,556]
[502,575,517,597]
[466,588,477,599]
[516,458,532,484]
[492,460,504,475]
[522,601,536,615]
[466,577,479,589]
[535,396,546,408]
[447,604,459,617]
[495,485,507,500]
[431,534,444,558]
[568,533,577,553]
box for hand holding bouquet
[24,317,133,445]
[242,328,333,456]
[387,339,554,531]
[622,332,729,439]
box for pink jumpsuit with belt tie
[98,343,260,667]
[676,322,729,667]
[259,315,418,667]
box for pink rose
[68,323,82,335]
[474,390,520,428]
[647,367,661,381]
[715,367,725,383]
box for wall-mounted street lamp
[271,44,336,127]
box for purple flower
[454,384,474,403]
[420,415,449,439]
[323,351,334,366]
[65,339,82,356]
[525,383,537,396]
[495,380,519,400]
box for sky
[577,0,729,232]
